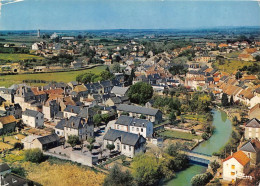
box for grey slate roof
[117,104,159,116]
[0,163,10,172]
[77,107,96,118]
[246,118,260,128]
[111,86,129,96]
[100,80,113,88]
[116,115,151,127]
[37,133,59,145]
[104,129,146,146]
[55,119,66,130]
[64,105,81,114]
[23,109,43,117]
[64,116,86,129]
[0,174,30,186]
[240,141,257,153]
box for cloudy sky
[0,0,260,30]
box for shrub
[24,148,43,163]
[191,172,213,186]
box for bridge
[182,150,220,166]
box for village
[0,29,260,186]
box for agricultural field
[158,130,202,140]
[0,35,43,46]
[0,134,26,151]
[225,51,241,58]
[0,53,43,61]
[0,65,106,87]
[1,151,105,186]
[213,59,253,74]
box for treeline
[76,70,114,84]
[0,46,29,54]
[104,143,189,186]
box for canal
[166,110,232,186]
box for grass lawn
[0,53,43,61]
[182,114,207,123]
[225,51,241,58]
[213,59,253,74]
[0,65,106,87]
[159,130,201,140]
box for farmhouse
[22,109,44,128]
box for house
[0,163,34,186]
[222,151,250,182]
[100,80,114,94]
[42,100,59,120]
[22,133,60,151]
[245,118,260,140]
[56,116,94,140]
[63,105,81,119]
[117,104,162,124]
[239,140,260,167]
[111,86,129,97]
[249,103,260,120]
[0,103,22,119]
[115,115,153,138]
[22,109,44,128]
[0,163,11,176]
[0,115,17,135]
[103,129,146,158]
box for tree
[127,68,135,85]
[255,55,260,62]
[191,129,196,135]
[235,71,242,79]
[24,148,43,163]
[221,93,229,107]
[131,154,160,186]
[202,132,210,140]
[67,135,80,149]
[169,111,176,125]
[106,144,115,153]
[87,144,94,153]
[210,160,220,174]
[111,62,121,73]
[191,172,213,186]
[94,114,102,126]
[140,114,146,119]
[128,82,153,104]
[14,142,23,150]
[232,116,238,125]
[230,95,234,106]
[103,164,134,186]
[100,70,114,81]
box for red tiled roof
[223,150,250,166]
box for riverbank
[166,109,233,186]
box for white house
[55,116,94,141]
[223,150,250,183]
[103,129,146,158]
[22,109,44,128]
[115,115,153,138]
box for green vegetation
[191,172,213,186]
[213,59,252,74]
[103,164,134,186]
[67,135,80,149]
[24,148,44,163]
[210,160,220,174]
[128,82,153,105]
[158,130,201,140]
[0,65,106,87]
[0,53,43,62]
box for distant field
[213,59,253,74]
[159,130,201,140]
[225,51,241,58]
[0,53,43,61]
[0,65,106,87]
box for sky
[0,0,260,30]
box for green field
[213,59,253,74]
[0,65,106,87]
[0,53,43,61]
[159,130,201,140]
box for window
[132,127,134,131]
[117,125,120,129]
[137,128,139,132]
[129,146,131,151]
[231,165,235,169]
[231,172,235,176]
[124,145,126,150]
[141,128,143,132]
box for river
[166,110,232,186]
